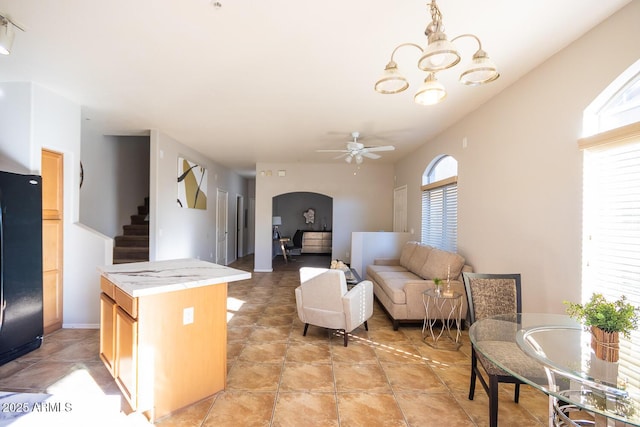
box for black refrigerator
[0,170,44,365]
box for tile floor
[0,255,550,426]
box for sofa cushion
[366,264,407,285]
[373,271,422,304]
[420,247,465,280]
[406,244,432,275]
[399,241,419,269]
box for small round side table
[422,288,463,350]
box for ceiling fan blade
[362,152,381,159]
[317,149,349,153]
[365,145,395,152]
[333,153,349,160]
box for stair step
[130,214,148,225]
[114,197,149,264]
[114,235,149,247]
[123,224,149,236]
[138,198,150,216]
[113,247,149,260]
[113,258,147,264]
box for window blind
[421,180,457,252]
[582,137,640,391]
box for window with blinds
[421,179,457,252]
[581,126,640,391]
[421,155,458,253]
[580,61,640,391]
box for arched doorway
[271,191,333,268]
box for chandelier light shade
[373,61,409,94]
[458,48,500,86]
[374,0,499,105]
[414,73,447,106]
[418,35,460,71]
[0,17,15,55]
[0,13,25,56]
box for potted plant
[564,293,639,362]
[433,278,443,294]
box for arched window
[421,155,458,252]
[583,59,640,136]
[580,59,640,388]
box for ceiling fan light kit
[374,0,499,105]
[317,131,395,165]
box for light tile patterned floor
[0,255,549,426]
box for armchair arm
[294,286,305,323]
[342,281,373,333]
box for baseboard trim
[61,323,100,329]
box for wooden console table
[301,231,332,253]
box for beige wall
[0,82,113,327]
[149,130,248,264]
[394,1,640,313]
[254,162,395,271]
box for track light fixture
[374,0,499,105]
[0,13,25,56]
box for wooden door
[41,149,64,334]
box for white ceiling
[0,0,630,176]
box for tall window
[421,155,458,252]
[580,62,640,389]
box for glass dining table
[469,313,639,427]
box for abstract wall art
[177,157,208,209]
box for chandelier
[374,0,499,106]
[0,13,25,55]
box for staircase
[113,198,149,264]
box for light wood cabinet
[302,231,332,254]
[99,293,116,375]
[41,149,63,334]
[115,307,138,407]
[99,275,228,422]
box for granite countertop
[98,258,251,297]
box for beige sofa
[366,241,472,330]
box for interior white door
[247,198,255,254]
[393,185,408,232]
[236,195,244,259]
[216,189,228,265]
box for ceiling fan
[317,132,395,164]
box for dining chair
[462,272,539,427]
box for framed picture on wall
[177,157,208,209]
[303,208,315,224]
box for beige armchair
[295,267,374,346]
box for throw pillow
[420,248,465,280]
[399,241,419,268]
[406,244,432,274]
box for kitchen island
[98,259,251,422]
